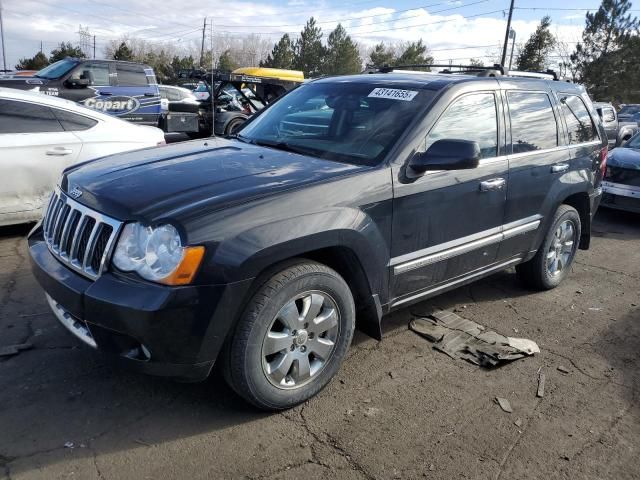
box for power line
[214,0,492,28]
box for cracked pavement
[0,208,638,480]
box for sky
[0,0,625,70]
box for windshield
[35,59,79,79]
[238,82,432,166]
[619,105,640,116]
[625,133,640,149]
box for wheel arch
[560,191,591,249]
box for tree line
[12,0,640,103]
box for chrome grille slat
[43,188,122,281]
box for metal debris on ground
[0,343,33,357]
[557,366,570,374]
[409,311,540,368]
[514,418,523,427]
[537,372,546,398]
[495,397,513,413]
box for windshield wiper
[252,139,319,157]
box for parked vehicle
[0,58,162,126]
[617,104,640,123]
[601,131,640,213]
[0,58,199,135]
[178,67,303,136]
[0,87,165,226]
[593,101,638,148]
[28,66,606,410]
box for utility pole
[93,35,96,59]
[0,0,7,71]
[40,40,43,53]
[210,18,215,137]
[200,17,206,67]
[500,0,515,68]
[508,28,516,70]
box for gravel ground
[0,208,638,480]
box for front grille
[43,188,122,280]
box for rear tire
[225,118,245,136]
[223,261,355,410]
[516,205,581,290]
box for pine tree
[49,42,85,63]
[369,42,395,67]
[293,18,325,77]
[15,52,49,70]
[323,24,361,75]
[571,0,640,102]
[469,58,485,67]
[112,42,134,61]
[261,34,295,69]
[516,16,556,71]
[396,40,433,70]
[218,50,238,71]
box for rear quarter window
[52,108,98,131]
[560,95,599,144]
[507,91,558,154]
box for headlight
[113,222,204,285]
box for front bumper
[601,181,640,213]
[29,228,253,382]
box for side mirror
[66,78,89,89]
[409,139,481,173]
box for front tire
[223,261,355,410]
[516,205,581,290]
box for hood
[62,138,366,222]
[608,146,640,170]
[0,77,50,90]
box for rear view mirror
[410,139,481,173]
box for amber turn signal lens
[159,246,205,286]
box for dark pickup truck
[28,67,606,410]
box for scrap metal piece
[496,397,513,413]
[537,372,546,398]
[409,311,540,368]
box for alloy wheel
[261,291,340,389]
[546,220,576,277]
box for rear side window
[424,92,498,159]
[116,64,149,87]
[0,99,63,134]
[602,107,615,123]
[508,92,558,153]
[52,109,97,131]
[560,95,599,144]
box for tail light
[600,146,608,178]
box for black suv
[28,69,606,410]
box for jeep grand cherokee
[28,70,606,410]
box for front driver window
[69,63,110,86]
[423,93,498,159]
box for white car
[0,87,166,226]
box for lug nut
[300,346,306,352]
[292,330,297,336]
[290,345,295,351]
[304,323,309,328]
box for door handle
[479,178,506,192]
[551,163,570,173]
[144,92,156,97]
[46,148,73,156]
[99,91,112,96]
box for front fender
[209,207,390,300]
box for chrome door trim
[391,215,541,275]
[391,257,522,308]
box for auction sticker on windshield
[368,88,418,101]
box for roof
[0,86,128,123]
[312,72,585,93]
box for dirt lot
[0,208,638,480]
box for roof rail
[369,63,505,76]
[367,64,571,82]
